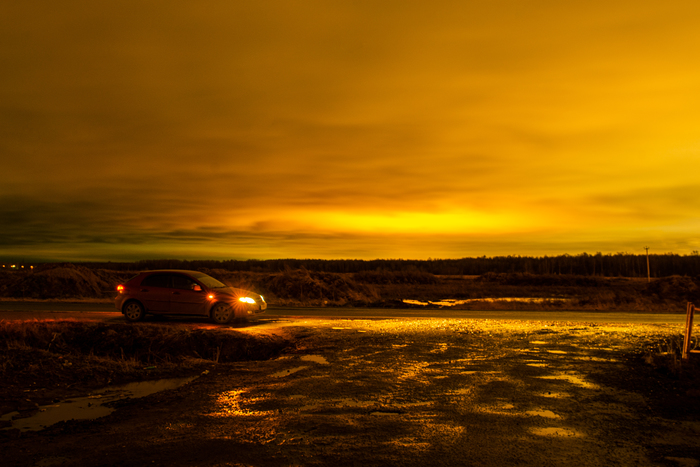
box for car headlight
[239,297,256,304]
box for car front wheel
[211,303,234,324]
[123,301,145,322]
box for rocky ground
[2,317,700,466]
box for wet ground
[2,317,700,466]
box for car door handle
[172,291,180,295]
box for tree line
[76,252,700,278]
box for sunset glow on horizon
[2,1,700,262]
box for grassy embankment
[2,263,699,312]
[0,319,293,414]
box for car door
[169,274,208,315]
[137,273,172,312]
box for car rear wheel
[211,303,234,324]
[123,301,145,322]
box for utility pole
[645,246,651,283]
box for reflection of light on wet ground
[530,427,583,437]
[541,392,567,398]
[271,366,310,378]
[1,377,196,432]
[270,354,328,377]
[571,356,619,362]
[403,297,571,306]
[397,362,431,382]
[210,389,273,417]
[300,355,328,364]
[539,372,599,389]
[526,409,560,419]
[431,343,449,353]
[478,404,519,416]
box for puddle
[529,427,582,437]
[403,297,571,306]
[1,377,196,432]
[271,366,309,378]
[571,356,619,362]
[209,389,274,417]
[541,392,567,398]
[300,355,329,364]
[539,373,599,389]
[526,409,560,419]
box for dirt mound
[265,268,380,305]
[0,264,119,299]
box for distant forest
[79,253,700,278]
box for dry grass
[0,319,293,404]
[2,266,698,312]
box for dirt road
[0,299,689,324]
[2,317,700,466]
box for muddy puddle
[271,354,329,378]
[1,377,197,432]
[403,297,571,307]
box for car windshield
[193,273,227,289]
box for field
[1,263,699,312]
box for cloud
[2,1,700,260]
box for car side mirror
[193,285,202,292]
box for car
[115,269,266,324]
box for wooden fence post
[683,302,696,360]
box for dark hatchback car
[115,270,266,324]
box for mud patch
[2,377,196,431]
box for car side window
[172,275,198,290]
[140,274,171,288]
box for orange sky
[2,1,700,261]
